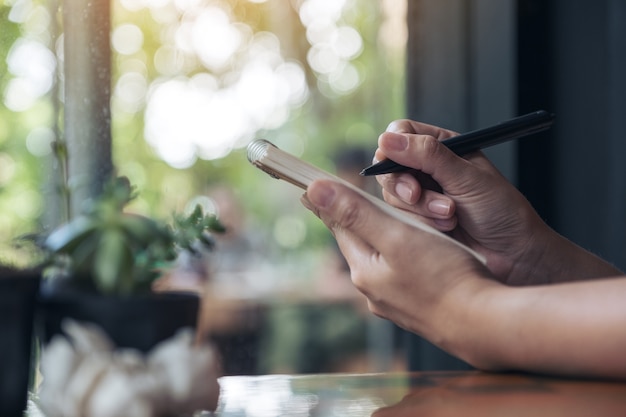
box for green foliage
[43,177,225,295]
[0,6,19,87]
[172,204,226,255]
[1,1,406,270]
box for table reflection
[214,371,626,417]
[216,372,403,417]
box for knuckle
[350,269,367,292]
[421,135,440,158]
[377,174,395,194]
[335,198,364,230]
[367,300,387,321]
[386,119,412,132]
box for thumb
[304,179,397,259]
[304,178,487,267]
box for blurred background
[1,0,625,374]
[0,0,407,375]
[0,0,406,260]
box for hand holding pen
[360,110,554,176]
[302,111,625,379]
[365,110,554,235]
[356,109,561,276]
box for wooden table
[215,370,626,416]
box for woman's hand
[371,119,619,284]
[301,179,626,380]
[301,179,496,344]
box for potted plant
[37,176,225,352]
[0,265,41,417]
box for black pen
[360,110,555,176]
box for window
[1,0,407,375]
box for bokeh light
[25,126,55,157]
[4,39,56,111]
[141,8,310,168]
[112,23,144,55]
[114,71,149,113]
[12,187,42,220]
[190,7,248,71]
[274,215,307,249]
[111,0,377,167]
[0,153,17,186]
[299,0,364,97]
[0,0,408,263]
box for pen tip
[359,169,366,176]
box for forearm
[444,277,626,379]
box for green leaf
[93,229,132,294]
[119,213,172,246]
[44,216,99,253]
[67,231,101,276]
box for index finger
[386,119,458,140]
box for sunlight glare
[144,16,309,167]
[331,26,362,59]
[298,0,363,96]
[307,43,340,74]
[298,0,346,27]
[3,78,37,111]
[191,7,246,71]
[119,0,145,12]
[276,62,309,107]
[145,0,170,9]
[22,5,51,41]
[144,79,199,168]
[274,215,307,249]
[12,188,42,220]
[154,44,185,75]
[114,72,148,113]
[25,126,55,157]
[380,0,408,52]
[4,39,56,111]
[305,18,336,45]
[235,62,280,124]
[328,61,360,94]
[112,24,144,55]
[173,0,203,13]
[0,153,16,186]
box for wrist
[527,228,621,283]
[428,269,504,363]
[439,278,524,371]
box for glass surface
[215,371,626,416]
[27,370,626,416]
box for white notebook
[247,139,486,263]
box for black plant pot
[0,268,41,417]
[37,290,200,353]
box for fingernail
[395,181,413,203]
[428,199,452,216]
[308,183,336,209]
[300,194,313,211]
[384,132,408,151]
[434,217,456,230]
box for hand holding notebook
[247,139,486,263]
[247,115,626,381]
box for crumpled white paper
[38,320,220,417]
